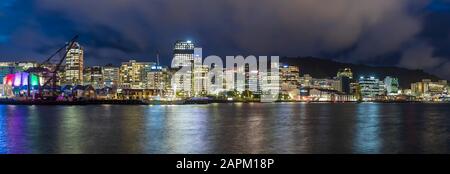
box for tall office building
[173,40,195,67]
[280,65,300,96]
[193,65,209,96]
[103,65,120,88]
[359,76,385,100]
[64,42,84,85]
[119,60,154,89]
[172,40,202,96]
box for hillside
[280,57,442,88]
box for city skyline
[3,1,450,165]
[1,0,450,80]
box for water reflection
[354,104,381,153]
[0,103,449,154]
[0,105,7,153]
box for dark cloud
[1,0,450,79]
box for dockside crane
[25,35,79,100]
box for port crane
[25,35,79,100]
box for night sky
[1,0,450,79]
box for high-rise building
[173,40,195,67]
[358,76,385,100]
[192,47,208,96]
[64,42,84,85]
[259,61,280,96]
[119,60,154,89]
[280,65,300,97]
[224,65,245,92]
[103,65,120,88]
[245,64,259,94]
[171,40,202,96]
[193,65,209,96]
[147,65,167,90]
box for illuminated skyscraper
[280,65,300,97]
[64,42,84,85]
[358,76,385,101]
[172,40,202,96]
[173,40,195,67]
[119,60,153,89]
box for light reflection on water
[0,103,449,154]
[354,104,381,153]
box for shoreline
[0,99,447,105]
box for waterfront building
[245,64,259,94]
[83,66,103,89]
[171,67,192,97]
[72,85,96,100]
[223,67,235,92]
[259,61,280,97]
[280,65,300,98]
[0,62,17,84]
[147,65,171,96]
[299,74,312,87]
[1,72,41,98]
[96,86,117,100]
[358,76,385,101]
[384,76,399,96]
[310,78,340,91]
[208,66,225,95]
[350,82,360,95]
[118,89,156,100]
[102,65,120,88]
[64,42,84,85]
[340,76,352,94]
[119,60,154,89]
[225,65,245,93]
[411,79,447,100]
[307,88,357,102]
[0,61,38,84]
[193,65,209,96]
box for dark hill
[280,57,441,89]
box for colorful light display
[4,74,14,86]
[30,74,39,86]
[13,72,22,87]
[2,72,40,87]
